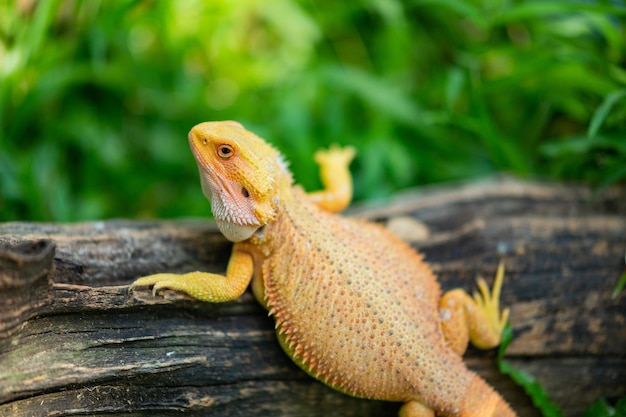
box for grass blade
[588,89,626,139]
[498,324,565,417]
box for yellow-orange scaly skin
[256,188,512,416]
[131,121,516,417]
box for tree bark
[1,177,625,417]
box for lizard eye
[217,144,234,159]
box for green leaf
[582,398,613,417]
[617,397,626,416]
[0,150,22,199]
[613,254,626,299]
[498,324,565,417]
[599,165,626,192]
[412,0,488,28]
[588,89,626,139]
[495,1,626,24]
[445,68,465,111]
[582,396,626,417]
[11,0,61,76]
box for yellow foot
[473,262,510,339]
[314,145,356,169]
[129,273,189,297]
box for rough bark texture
[1,177,625,417]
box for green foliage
[615,271,626,299]
[497,324,565,417]
[1,0,625,221]
[613,253,626,299]
[582,397,626,417]
[499,323,626,417]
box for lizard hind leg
[439,262,510,355]
[399,401,435,417]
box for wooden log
[1,177,625,417]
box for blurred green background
[1,0,625,222]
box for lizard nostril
[241,187,250,198]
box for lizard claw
[472,262,510,337]
[128,274,177,296]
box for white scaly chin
[199,169,261,242]
[215,217,259,242]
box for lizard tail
[457,374,517,417]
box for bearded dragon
[130,121,516,417]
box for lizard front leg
[439,262,510,354]
[308,145,356,213]
[129,246,253,303]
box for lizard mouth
[186,136,252,225]
[199,166,260,227]
[199,168,262,242]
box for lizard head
[188,121,292,242]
